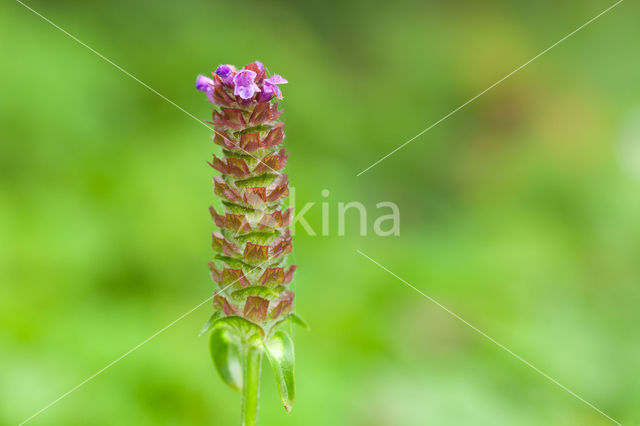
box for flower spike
[196,62,302,425]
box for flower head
[233,69,261,100]
[262,74,288,100]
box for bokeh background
[1,0,639,425]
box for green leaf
[231,286,280,303]
[199,311,223,336]
[212,315,265,339]
[289,313,310,330]
[234,124,272,135]
[221,200,256,214]
[213,254,250,270]
[222,149,255,163]
[209,326,243,391]
[234,231,280,245]
[273,313,310,331]
[263,331,295,412]
[234,173,278,189]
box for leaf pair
[206,315,296,412]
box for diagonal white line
[18,298,212,425]
[18,261,268,425]
[13,0,282,177]
[356,0,625,176]
[13,0,209,131]
[356,249,621,425]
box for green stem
[241,343,263,426]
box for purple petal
[263,82,274,94]
[265,74,288,85]
[235,84,260,100]
[271,84,282,99]
[216,65,233,77]
[262,80,284,99]
[196,75,214,92]
[234,70,257,87]
[234,85,246,99]
[259,91,273,102]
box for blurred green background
[1,0,639,425]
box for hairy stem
[241,344,263,426]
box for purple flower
[233,69,261,100]
[255,61,265,71]
[196,75,213,92]
[196,75,215,103]
[216,64,236,85]
[262,75,288,100]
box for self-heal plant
[196,61,305,426]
